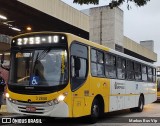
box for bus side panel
[125,81,136,109]
[144,83,157,104]
[109,79,125,111]
[109,79,157,112]
[90,77,110,113]
[144,94,157,105]
[103,79,110,113]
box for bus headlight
[5,93,10,98]
[52,92,68,105]
[47,92,68,106]
[57,95,65,101]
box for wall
[89,6,123,51]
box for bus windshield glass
[10,49,68,87]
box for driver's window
[71,56,87,78]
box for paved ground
[0,101,160,126]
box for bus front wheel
[89,99,100,123]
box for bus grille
[17,105,46,114]
[11,100,54,115]
[18,106,45,114]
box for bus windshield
[10,48,68,87]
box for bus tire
[89,98,100,123]
[136,95,144,112]
[130,95,144,112]
[130,107,137,112]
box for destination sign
[12,34,67,46]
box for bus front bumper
[6,98,69,117]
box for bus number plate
[26,106,36,112]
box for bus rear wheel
[137,96,144,112]
[130,95,144,112]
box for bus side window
[71,56,87,78]
[153,68,156,82]
[97,51,104,77]
[91,49,105,77]
[117,57,126,79]
[91,49,97,76]
[142,65,147,81]
[134,62,142,81]
[147,67,153,82]
[126,60,134,80]
[105,53,116,78]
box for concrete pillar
[89,6,123,52]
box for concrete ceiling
[0,0,89,39]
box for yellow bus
[2,32,156,122]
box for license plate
[26,106,36,112]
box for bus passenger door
[70,43,89,117]
[71,56,90,117]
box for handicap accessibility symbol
[30,76,39,85]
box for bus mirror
[75,58,81,71]
[1,53,4,64]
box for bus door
[70,43,89,117]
